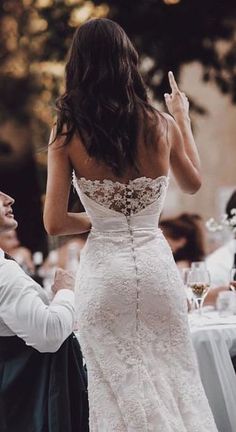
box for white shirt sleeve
[206,241,235,287]
[0,260,75,353]
[206,258,229,287]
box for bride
[44,18,218,432]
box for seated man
[0,191,88,432]
[206,190,236,287]
[204,190,236,306]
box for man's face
[0,192,18,233]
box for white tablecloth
[190,311,236,432]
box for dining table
[189,309,236,432]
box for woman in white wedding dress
[44,19,218,432]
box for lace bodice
[72,172,169,217]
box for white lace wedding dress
[73,173,218,432]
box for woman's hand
[164,71,189,118]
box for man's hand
[51,268,75,294]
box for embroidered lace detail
[72,172,169,216]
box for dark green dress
[0,334,89,432]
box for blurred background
[1,0,236,256]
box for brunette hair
[55,18,164,176]
[160,213,206,263]
[226,190,236,222]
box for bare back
[67,114,170,184]
[44,71,201,237]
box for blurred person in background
[44,19,217,431]
[206,190,236,286]
[160,213,206,269]
[160,212,233,306]
[0,191,88,432]
[0,228,34,273]
[43,232,89,271]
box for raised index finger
[168,71,179,93]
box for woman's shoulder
[158,112,177,130]
[144,109,177,140]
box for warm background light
[0,0,236,251]
[163,0,181,4]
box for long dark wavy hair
[55,18,164,176]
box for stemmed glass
[181,268,194,309]
[187,265,211,315]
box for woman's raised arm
[164,71,202,194]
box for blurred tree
[1,0,236,250]
[1,0,236,135]
[93,0,236,111]
[0,0,108,252]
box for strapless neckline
[72,171,169,187]
[72,171,169,218]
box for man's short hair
[226,190,236,219]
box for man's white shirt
[0,249,75,352]
[206,239,236,287]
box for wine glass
[180,268,194,309]
[187,266,211,315]
[191,261,207,270]
[181,267,190,285]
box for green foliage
[1,0,236,134]
[94,0,236,106]
[0,0,235,250]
